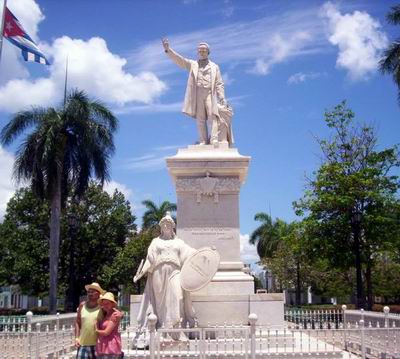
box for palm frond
[160,201,177,213]
[90,101,118,132]
[379,41,400,74]
[249,227,263,245]
[254,212,271,223]
[387,5,400,25]
[1,108,48,145]
[142,200,158,212]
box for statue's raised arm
[162,38,192,71]
[162,38,233,146]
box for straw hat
[98,292,117,305]
[84,282,106,295]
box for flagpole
[63,55,69,107]
[0,0,7,66]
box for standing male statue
[162,38,233,145]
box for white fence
[284,305,400,329]
[0,308,399,358]
[0,312,76,332]
[0,310,130,332]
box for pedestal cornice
[166,145,251,184]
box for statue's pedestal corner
[166,144,251,184]
[168,143,251,160]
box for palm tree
[141,200,177,231]
[379,5,400,103]
[1,89,118,313]
[249,212,289,259]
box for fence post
[35,322,41,359]
[360,319,366,359]
[248,313,258,359]
[383,306,390,328]
[55,312,60,357]
[341,305,347,350]
[147,314,157,359]
[26,311,33,359]
[341,304,347,326]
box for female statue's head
[159,212,175,239]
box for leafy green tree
[294,101,400,309]
[265,223,354,304]
[250,213,312,304]
[60,184,136,310]
[99,230,153,294]
[141,200,176,231]
[371,255,400,303]
[0,90,118,313]
[0,183,134,311]
[0,188,49,296]
[380,5,400,103]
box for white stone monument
[130,40,284,328]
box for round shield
[180,247,220,292]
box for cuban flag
[3,6,49,65]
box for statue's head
[197,42,210,60]
[159,212,175,237]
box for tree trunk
[65,212,78,312]
[353,222,365,309]
[295,258,301,305]
[49,174,62,314]
[365,260,373,310]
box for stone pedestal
[166,144,254,296]
[130,292,284,327]
[130,144,284,329]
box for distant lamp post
[264,268,272,292]
[65,212,79,312]
[351,209,364,309]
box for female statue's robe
[136,236,196,334]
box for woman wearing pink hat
[94,292,123,358]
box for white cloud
[240,233,260,265]
[122,145,182,172]
[48,36,166,105]
[0,147,17,218]
[221,0,234,19]
[222,72,234,86]
[123,154,168,172]
[0,78,56,112]
[113,101,181,115]
[250,32,312,75]
[321,2,388,81]
[103,180,133,200]
[129,7,327,77]
[287,71,324,84]
[0,2,167,113]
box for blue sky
[0,0,399,268]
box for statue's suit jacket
[166,48,225,119]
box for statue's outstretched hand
[162,38,170,52]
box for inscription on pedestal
[181,227,236,240]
